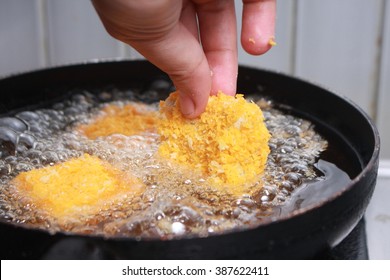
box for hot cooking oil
[0,87,354,239]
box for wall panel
[295,0,384,116]
[0,0,44,76]
[46,0,120,66]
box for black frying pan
[0,60,380,259]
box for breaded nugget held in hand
[158,91,271,195]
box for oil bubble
[0,88,332,239]
[0,117,28,132]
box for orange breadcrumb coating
[12,154,143,221]
[158,91,271,194]
[268,37,277,46]
[79,103,158,139]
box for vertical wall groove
[36,0,50,67]
[118,42,128,59]
[372,0,388,123]
[289,0,298,75]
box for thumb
[157,30,211,118]
[92,0,211,118]
[133,27,211,118]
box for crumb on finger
[268,36,277,46]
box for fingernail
[179,94,195,117]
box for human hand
[92,0,276,118]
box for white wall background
[0,0,389,159]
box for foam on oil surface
[0,88,343,239]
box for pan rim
[0,59,380,242]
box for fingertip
[169,54,211,119]
[241,35,275,55]
[241,0,276,55]
[178,92,208,119]
[179,93,196,118]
